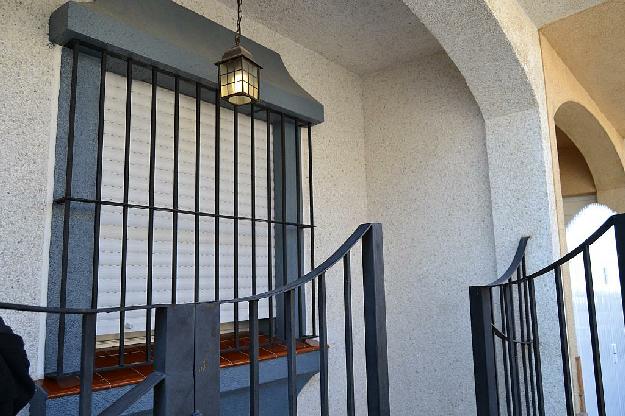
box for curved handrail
[0,223,373,315]
[485,237,529,287]
[479,214,620,288]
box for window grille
[50,42,317,373]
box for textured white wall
[363,52,496,415]
[0,0,371,412]
[0,0,67,378]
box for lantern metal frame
[216,44,262,106]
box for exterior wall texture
[363,52,496,415]
[0,1,569,415]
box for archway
[555,101,625,213]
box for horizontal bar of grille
[53,197,314,228]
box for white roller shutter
[96,72,273,335]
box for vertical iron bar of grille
[214,90,221,301]
[500,287,513,416]
[318,272,329,416]
[171,76,180,304]
[504,283,521,416]
[251,104,257,296]
[78,313,97,416]
[234,106,240,349]
[285,290,297,416]
[522,261,538,416]
[249,300,260,416]
[91,52,107,309]
[57,40,81,374]
[489,287,502,413]
[295,122,304,338]
[528,270,546,416]
[266,109,274,341]
[582,246,606,416]
[281,113,288,338]
[119,57,133,365]
[516,269,531,415]
[307,123,316,337]
[554,266,575,416]
[146,68,157,362]
[194,83,201,302]
[343,253,355,416]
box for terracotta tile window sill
[38,335,320,399]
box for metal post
[469,286,499,416]
[153,304,220,416]
[361,223,390,416]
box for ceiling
[542,0,625,137]
[516,0,606,28]
[215,0,443,75]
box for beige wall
[541,34,625,214]
[556,127,596,197]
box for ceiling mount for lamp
[216,0,261,106]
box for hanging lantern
[216,0,261,106]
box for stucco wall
[0,0,68,378]
[0,0,371,413]
[362,52,496,415]
[541,34,625,214]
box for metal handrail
[470,212,625,416]
[0,223,372,315]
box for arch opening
[555,101,625,214]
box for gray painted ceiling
[215,0,443,75]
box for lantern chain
[235,0,242,46]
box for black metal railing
[0,223,389,415]
[470,213,625,416]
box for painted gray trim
[49,0,324,124]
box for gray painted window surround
[45,0,317,385]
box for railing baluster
[500,288,513,416]
[488,287,502,414]
[58,40,81,375]
[318,272,329,416]
[554,266,575,416]
[521,259,537,416]
[516,269,531,415]
[343,253,355,416]
[504,284,521,416]
[249,300,260,416]
[582,246,606,416]
[527,274,545,416]
[285,289,297,416]
[612,216,625,354]
[79,313,97,416]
